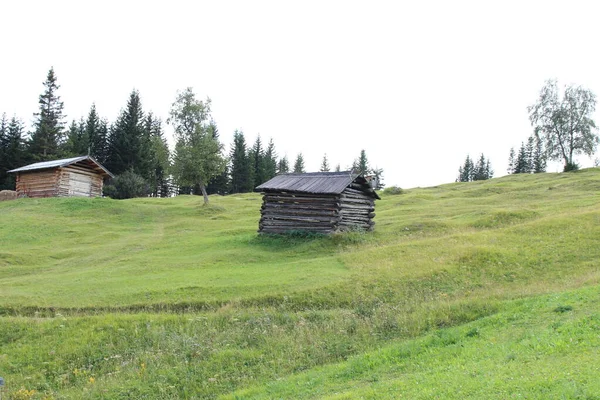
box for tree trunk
[199,182,209,204]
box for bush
[103,170,148,199]
[564,162,579,172]
[383,185,404,195]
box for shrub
[564,162,579,172]
[383,185,404,195]
[103,170,148,199]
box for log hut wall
[259,191,341,234]
[258,181,377,234]
[15,164,105,198]
[16,170,61,198]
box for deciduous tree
[168,88,225,204]
[528,79,599,171]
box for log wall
[16,170,60,198]
[15,166,104,198]
[258,187,376,234]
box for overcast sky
[1,0,599,188]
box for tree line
[457,79,599,183]
[0,68,384,200]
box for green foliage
[63,118,88,157]
[103,170,148,199]
[229,130,252,193]
[0,114,25,190]
[320,153,330,172]
[528,79,599,171]
[28,67,66,161]
[458,154,492,182]
[277,156,289,174]
[86,104,109,163]
[382,185,403,195]
[1,170,600,398]
[169,88,226,203]
[105,90,148,177]
[293,153,305,173]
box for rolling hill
[1,169,599,399]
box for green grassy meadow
[0,169,599,399]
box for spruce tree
[335,163,341,172]
[86,104,109,163]
[293,153,305,173]
[144,113,171,197]
[263,138,278,181]
[64,118,88,157]
[353,150,370,175]
[507,147,516,174]
[525,135,535,173]
[106,90,146,176]
[277,156,289,174]
[0,114,9,188]
[320,153,330,172]
[29,67,66,161]
[249,135,266,186]
[0,116,25,189]
[473,154,487,181]
[229,130,252,193]
[514,142,529,173]
[457,155,474,182]
[204,120,229,195]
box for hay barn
[256,171,380,234]
[8,156,113,198]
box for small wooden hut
[8,156,113,198]
[255,171,380,234]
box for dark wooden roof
[256,171,380,199]
[8,156,114,178]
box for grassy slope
[0,169,599,399]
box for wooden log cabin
[255,171,380,234]
[8,156,113,198]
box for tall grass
[0,169,599,398]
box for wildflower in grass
[89,377,95,384]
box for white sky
[1,0,599,188]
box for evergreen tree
[28,67,66,161]
[204,120,229,195]
[144,113,171,197]
[86,104,109,163]
[293,153,305,173]
[457,155,474,182]
[0,116,25,189]
[507,147,516,174]
[514,142,529,174]
[485,159,494,179]
[105,90,146,176]
[335,163,341,172]
[353,149,371,175]
[64,118,88,157]
[263,138,278,181]
[229,130,252,193]
[0,114,9,188]
[277,156,289,174]
[320,153,330,172]
[471,154,489,181]
[532,133,547,173]
[249,135,266,186]
[525,135,535,173]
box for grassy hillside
[0,169,599,399]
